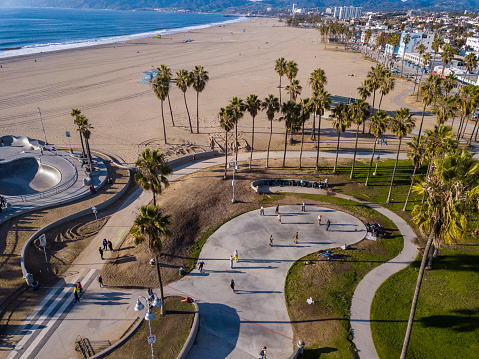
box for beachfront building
[466,37,479,52]
[384,43,399,58]
[397,31,434,58]
[404,52,425,67]
[333,6,362,20]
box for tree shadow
[299,347,338,357]
[420,309,479,332]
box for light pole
[134,294,162,359]
[37,107,48,145]
[373,137,387,176]
[227,160,239,203]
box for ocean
[0,7,245,59]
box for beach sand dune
[0,18,413,164]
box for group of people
[98,239,114,260]
[366,222,381,236]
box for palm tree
[400,149,479,359]
[313,89,331,171]
[285,79,302,101]
[457,84,478,140]
[274,58,287,103]
[431,34,444,74]
[403,136,426,211]
[366,64,384,118]
[285,60,298,86]
[416,52,432,101]
[309,68,327,140]
[365,110,390,186]
[442,74,457,95]
[298,98,311,168]
[229,97,245,162]
[349,99,370,179]
[245,94,261,169]
[131,205,171,315]
[175,69,193,133]
[378,71,395,110]
[76,114,94,171]
[152,74,170,144]
[413,44,426,95]
[158,64,175,127]
[434,94,457,125]
[440,44,456,76]
[280,100,300,168]
[262,94,280,168]
[190,65,209,134]
[464,52,478,81]
[417,74,442,139]
[357,80,371,101]
[386,108,416,203]
[71,108,86,158]
[399,33,411,78]
[330,103,351,173]
[134,149,172,206]
[219,106,235,179]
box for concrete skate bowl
[0,135,40,153]
[0,157,61,196]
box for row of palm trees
[71,109,94,172]
[152,65,209,143]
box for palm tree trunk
[183,93,193,133]
[235,123,238,162]
[413,66,420,94]
[155,254,166,315]
[403,165,417,211]
[152,188,157,206]
[279,76,282,104]
[468,117,479,144]
[299,120,305,168]
[456,113,465,140]
[365,141,378,186]
[417,102,427,139]
[316,115,321,171]
[333,132,341,173]
[167,94,175,127]
[378,92,384,110]
[400,227,435,359]
[461,115,470,139]
[196,92,199,134]
[387,138,402,203]
[282,126,288,168]
[79,131,86,158]
[224,131,228,179]
[311,113,316,141]
[249,116,255,169]
[416,72,424,102]
[266,121,272,168]
[427,243,435,270]
[161,101,167,144]
[400,54,405,77]
[84,137,93,172]
[350,124,360,179]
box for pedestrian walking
[73,286,81,303]
[230,279,236,293]
[301,201,306,212]
[198,261,205,273]
[318,213,322,225]
[326,219,331,231]
[233,250,239,262]
[275,204,279,214]
[260,346,267,359]
[107,240,113,252]
[230,255,234,269]
[98,275,103,287]
[77,282,83,295]
[293,232,298,244]
[260,205,264,216]
[102,239,107,251]
[99,247,103,260]
[277,213,282,224]
[269,235,273,247]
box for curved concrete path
[167,205,366,358]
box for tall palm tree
[134,149,172,206]
[219,106,235,179]
[175,69,193,133]
[158,64,175,127]
[285,79,302,101]
[386,108,416,203]
[262,94,280,168]
[298,98,311,168]
[330,103,351,173]
[349,99,370,179]
[313,89,331,171]
[464,52,478,81]
[442,74,457,95]
[131,205,171,315]
[400,149,479,359]
[285,60,298,86]
[416,52,432,101]
[308,68,327,140]
[399,33,411,78]
[71,108,86,158]
[431,34,444,74]
[274,58,287,103]
[366,64,384,118]
[413,44,426,95]
[357,80,371,101]
[417,74,442,139]
[403,136,426,211]
[457,84,478,140]
[434,94,457,125]
[440,44,456,76]
[378,71,395,110]
[365,110,390,186]
[280,100,300,168]
[229,97,245,162]
[245,94,262,169]
[152,74,170,144]
[190,65,209,134]
[76,114,94,171]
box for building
[466,37,479,52]
[333,6,362,20]
[397,31,434,58]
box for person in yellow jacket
[73,285,81,303]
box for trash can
[25,273,33,286]
[179,267,185,276]
[31,281,39,291]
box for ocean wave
[0,16,247,59]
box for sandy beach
[0,18,414,164]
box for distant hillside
[1,0,478,12]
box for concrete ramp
[0,157,61,196]
[1,135,40,152]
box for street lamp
[373,137,388,176]
[227,160,239,203]
[37,107,48,145]
[134,294,162,359]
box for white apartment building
[397,31,434,58]
[466,37,479,52]
[333,6,362,20]
[404,52,424,67]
